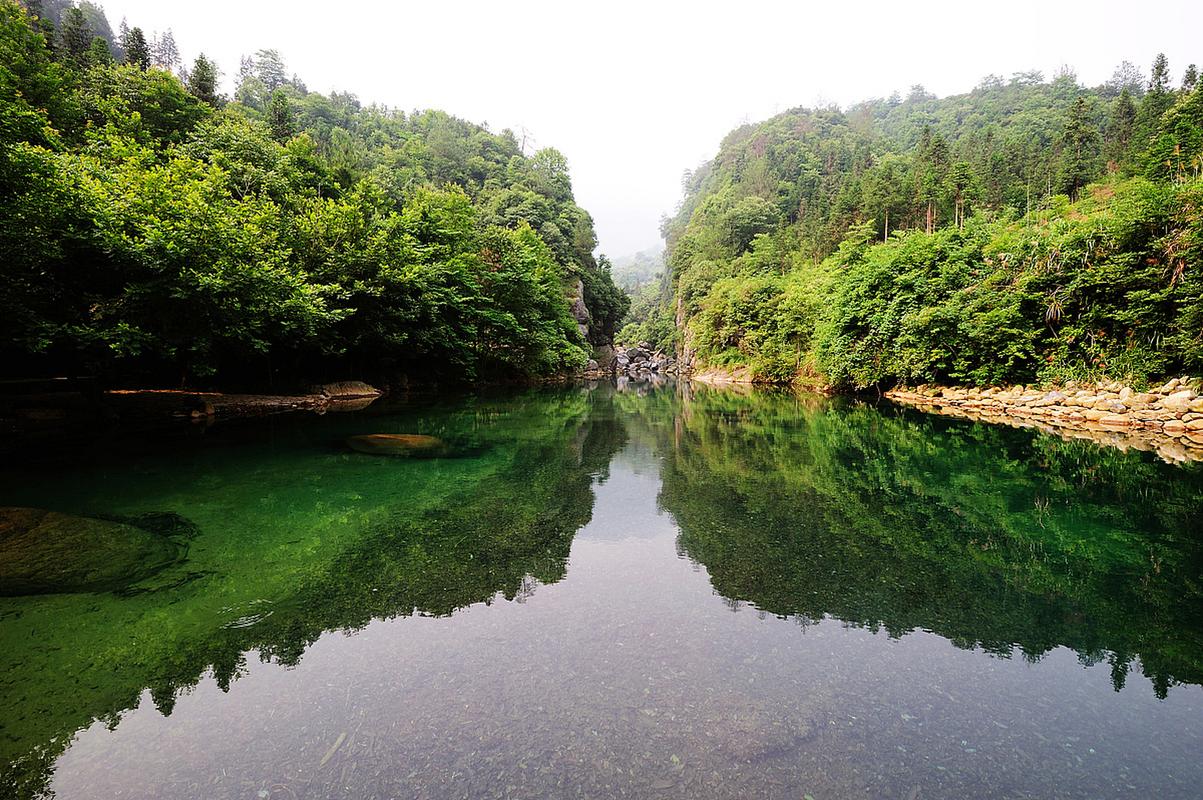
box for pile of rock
[887,377,1203,463]
[615,342,679,379]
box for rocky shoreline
[581,342,680,381]
[887,377,1203,464]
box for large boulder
[310,381,381,398]
[0,507,184,596]
[1163,390,1198,413]
[592,345,617,371]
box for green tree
[121,25,149,69]
[916,127,950,233]
[1057,96,1100,200]
[1105,89,1137,167]
[722,195,780,253]
[267,88,293,142]
[187,53,219,105]
[1146,85,1203,181]
[945,161,978,229]
[84,35,111,66]
[1133,53,1175,159]
[861,153,912,240]
[1103,60,1144,98]
[53,6,91,66]
[1150,53,1171,94]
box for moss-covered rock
[0,507,183,596]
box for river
[2,381,1202,799]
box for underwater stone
[346,433,449,457]
[0,507,183,595]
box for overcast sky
[95,0,1200,256]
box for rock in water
[310,381,381,398]
[346,433,449,457]
[0,507,183,596]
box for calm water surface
[2,382,1203,799]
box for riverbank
[887,378,1203,464]
[687,365,834,395]
[0,382,383,439]
[108,383,384,419]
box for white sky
[95,0,1201,256]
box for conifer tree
[916,127,950,233]
[153,28,179,71]
[1058,96,1100,200]
[1150,53,1171,94]
[1105,89,1137,168]
[267,88,294,141]
[122,25,149,69]
[1133,54,1175,162]
[1103,60,1144,98]
[187,53,220,105]
[115,16,128,59]
[54,6,92,66]
[86,34,111,66]
[1145,84,1203,181]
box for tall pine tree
[121,25,149,69]
[1105,89,1137,169]
[1058,96,1100,200]
[1133,54,1175,164]
[187,53,220,105]
[54,6,92,66]
[153,28,179,71]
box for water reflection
[1,381,1202,799]
[650,385,1203,698]
[0,389,626,798]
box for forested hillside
[610,248,663,290]
[645,61,1203,388]
[1,0,626,388]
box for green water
[2,382,1202,799]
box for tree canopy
[645,56,1203,387]
[1,0,626,387]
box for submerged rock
[0,507,184,596]
[346,433,450,457]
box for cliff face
[568,279,620,372]
[568,279,592,342]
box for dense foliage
[661,62,1203,387]
[1,0,626,387]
